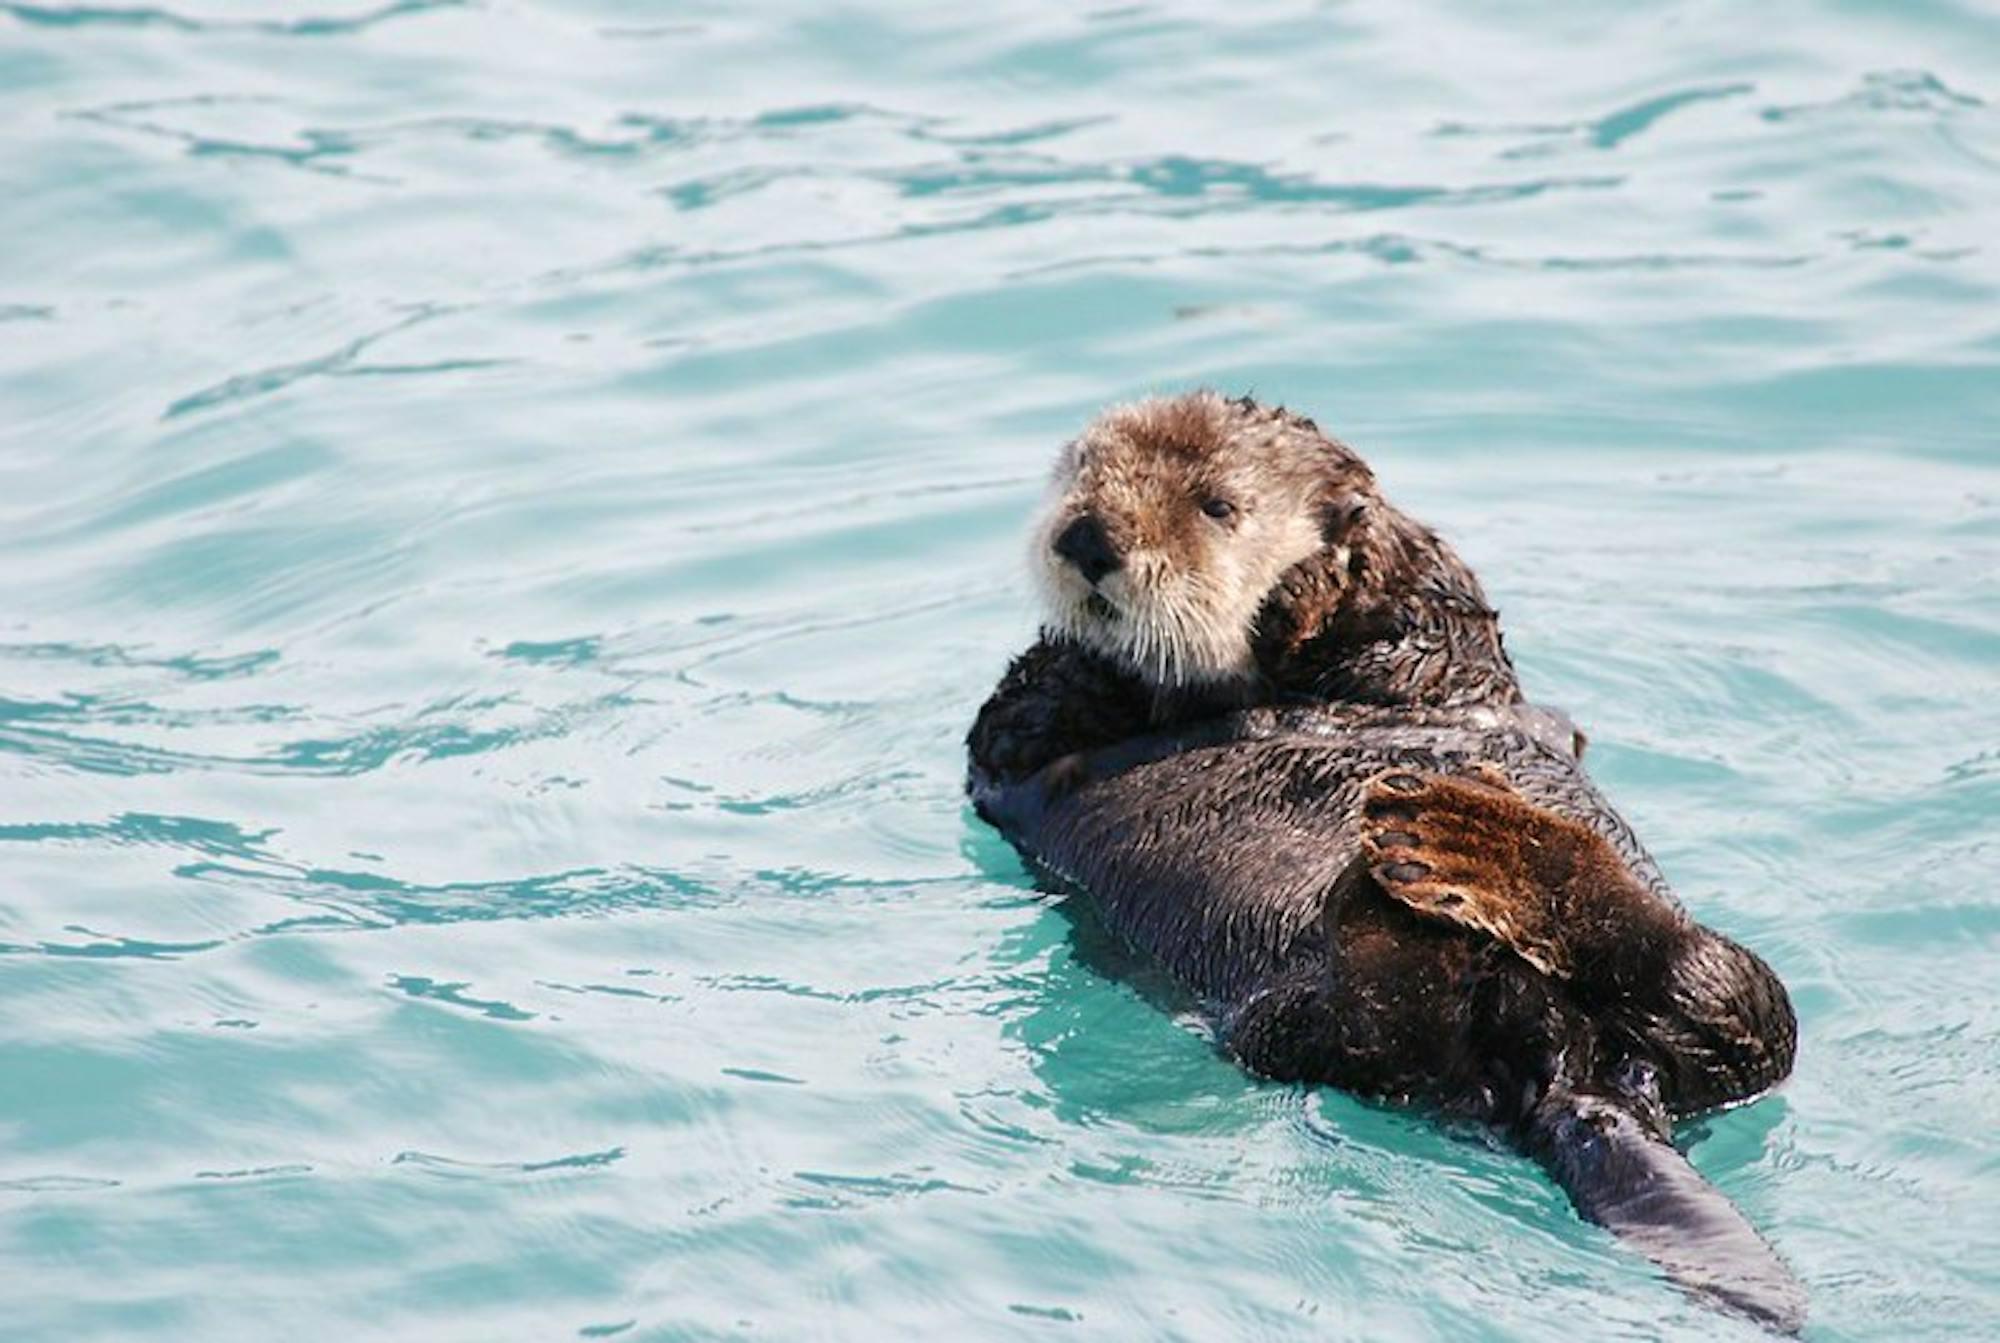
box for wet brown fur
[983,391,1527,778]
[1034,392,1376,695]
[968,392,1804,1330]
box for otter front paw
[1358,768,1571,978]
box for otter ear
[1052,440,1082,480]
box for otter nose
[1053,514,1120,586]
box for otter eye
[1201,497,1235,521]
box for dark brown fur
[968,393,1803,1329]
[978,397,1521,777]
[1257,494,1521,708]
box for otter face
[1031,391,1370,688]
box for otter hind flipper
[1358,768,1799,1115]
[1529,1086,1807,1334]
[1359,768,1577,977]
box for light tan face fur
[1031,392,1345,688]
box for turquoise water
[2,1,1997,1338]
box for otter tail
[1527,1087,1806,1334]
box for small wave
[2,0,465,36]
[1762,69,1986,122]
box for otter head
[1031,390,1376,689]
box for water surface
[2,2,1997,1339]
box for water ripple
[3,2,1997,1339]
[2,0,467,36]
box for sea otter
[966,392,1804,1330]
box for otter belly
[974,702,1661,1007]
[970,701,1807,1331]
